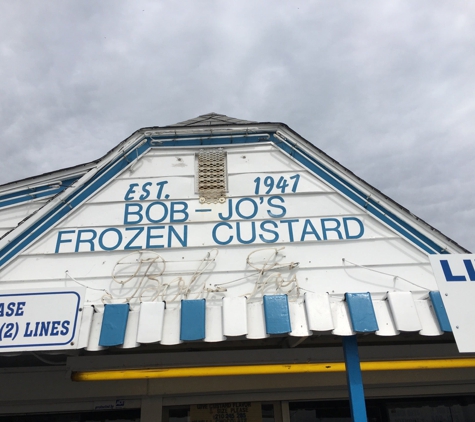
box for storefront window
[165,402,275,422]
[289,397,475,422]
[289,401,381,422]
[386,397,475,422]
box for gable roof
[169,112,256,127]
[0,113,469,271]
[0,112,468,356]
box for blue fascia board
[429,291,452,332]
[0,177,79,209]
[147,133,269,147]
[0,140,151,267]
[99,303,130,347]
[150,133,445,254]
[272,138,444,255]
[180,299,206,341]
[345,293,379,333]
[0,132,448,269]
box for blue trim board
[99,303,130,347]
[0,177,79,209]
[345,293,379,333]
[0,140,151,267]
[429,291,452,332]
[342,335,368,422]
[180,299,206,341]
[150,132,446,254]
[0,132,448,269]
[273,137,444,255]
[263,295,291,334]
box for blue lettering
[6,303,15,317]
[0,302,26,317]
[146,226,165,249]
[124,227,144,250]
[168,225,188,247]
[124,183,139,200]
[281,219,299,242]
[61,320,70,336]
[441,260,466,282]
[75,229,97,252]
[98,228,122,251]
[40,321,50,336]
[218,199,233,221]
[343,217,364,239]
[55,230,76,253]
[301,219,322,241]
[236,222,256,244]
[50,321,61,336]
[321,218,343,240]
[139,182,152,200]
[212,222,233,245]
[24,322,33,337]
[15,302,26,316]
[267,196,286,218]
[170,201,189,223]
[463,259,475,281]
[156,181,169,199]
[146,202,168,223]
[259,221,279,243]
[124,203,143,225]
[235,198,258,220]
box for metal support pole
[342,335,368,422]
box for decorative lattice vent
[195,149,227,204]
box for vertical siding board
[345,293,379,333]
[99,303,130,347]
[180,299,206,341]
[137,302,165,344]
[304,292,334,332]
[263,295,291,335]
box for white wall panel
[331,299,355,336]
[120,309,140,348]
[10,236,430,280]
[247,301,268,339]
[289,300,311,337]
[205,302,226,342]
[304,292,334,332]
[373,299,399,336]
[0,200,47,230]
[35,191,364,230]
[415,299,443,336]
[387,292,422,332]
[137,301,165,344]
[0,141,440,323]
[160,305,182,345]
[88,172,331,204]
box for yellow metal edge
[71,358,475,382]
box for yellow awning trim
[71,358,475,382]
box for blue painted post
[342,335,368,422]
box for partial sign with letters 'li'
[430,254,475,352]
[0,288,84,352]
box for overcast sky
[1,1,474,251]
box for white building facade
[0,114,473,422]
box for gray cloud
[1,0,474,250]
